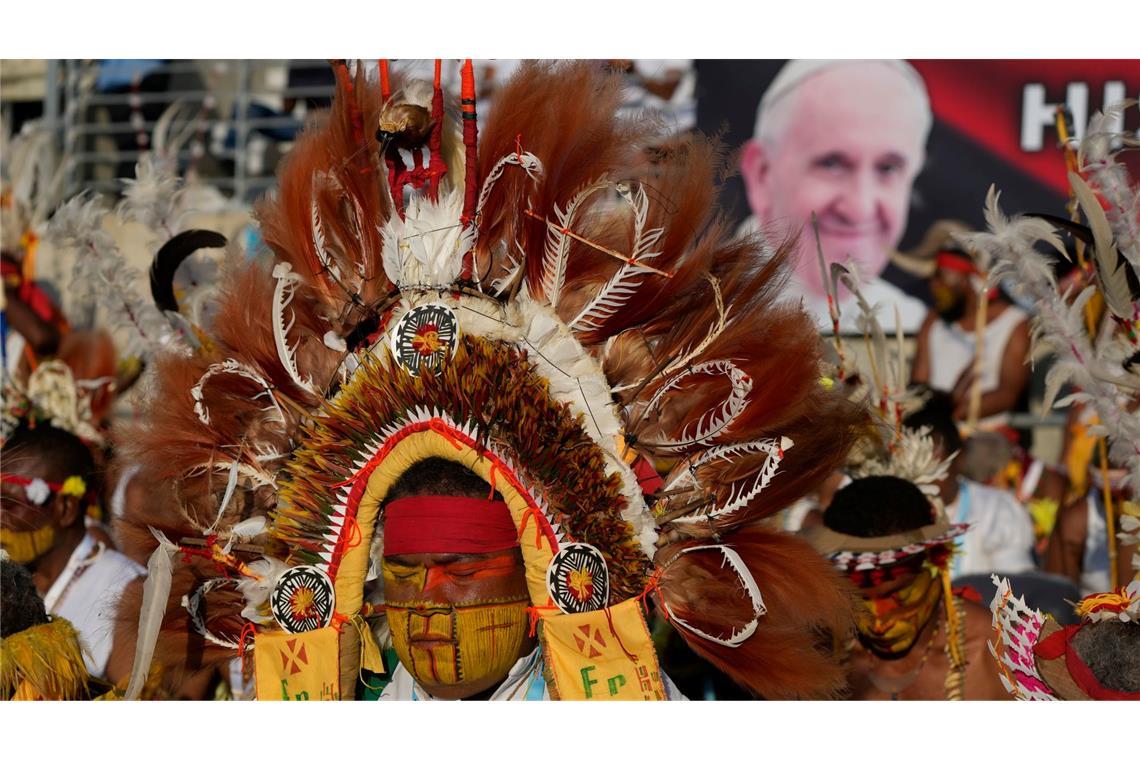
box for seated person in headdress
[806,475,1008,699]
[0,423,144,684]
[909,247,1030,428]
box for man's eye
[813,153,852,172]
[876,159,905,177]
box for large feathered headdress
[115,60,864,700]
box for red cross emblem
[572,625,607,659]
[280,637,309,676]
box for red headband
[0,473,87,506]
[936,251,977,275]
[1035,623,1140,701]
[382,495,518,556]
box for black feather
[150,229,227,313]
[1027,213,1094,245]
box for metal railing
[49,60,337,203]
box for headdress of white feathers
[47,100,226,363]
[957,100,1140,489]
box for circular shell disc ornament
[546,543,610,614]
[271,565,336,633]
[392,304,460,376]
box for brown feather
[655,526,855,699]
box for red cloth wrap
[1035,623,1140,701]
[935,251,977,275]
[382,495,518,556]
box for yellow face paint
[385,597,530,691]
[0,524,56,564]
[855,565,942,658]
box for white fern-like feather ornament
[541,178,610,307]
[50,194,178,359]
[569,183,665,332]
[640,359,752,450]
[191,358,285,427]
[310,188,340,282]
[272,262,318,396]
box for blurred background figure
[0,423,144,685]
[910,244,1031,428]
[739,60,931,333]
[1,557,107,700]
[903,393,1036,579]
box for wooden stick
[964,283,989,434]
[523,208,673,278]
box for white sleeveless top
[927,305,1028,426]
[43,534,146,679]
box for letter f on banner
[580,666,599,698]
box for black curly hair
[823,475,935,538]
[0,559,49,638]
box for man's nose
[834,169,881,224]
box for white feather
[569,184,664,332]
[124,529,179,700]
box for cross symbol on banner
[572,625,607,659]
[280,638,309,675]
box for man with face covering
[377,458,684,701]
[806,475,1008,699]
[739,59,931,334]
[910,246,1031,427]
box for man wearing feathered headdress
[1,421,144,685]
[111,60,865,701]
[805,475,1009,699]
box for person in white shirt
[910,247,1030,428]
[903,393,1036,579]
[0,423,144,682]
[738,59,932,334]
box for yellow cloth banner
[254,627,340,701]
[541,598,667,701]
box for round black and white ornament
[391,303,460,376]
[270,565,336,633]
[546,543,610,614]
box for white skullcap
[753,59,932,144]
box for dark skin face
[911,267,1032,422]
[854,564,942,658]
[0,451,86,595]
[382,547,535,700]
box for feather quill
[124,528,178,700]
